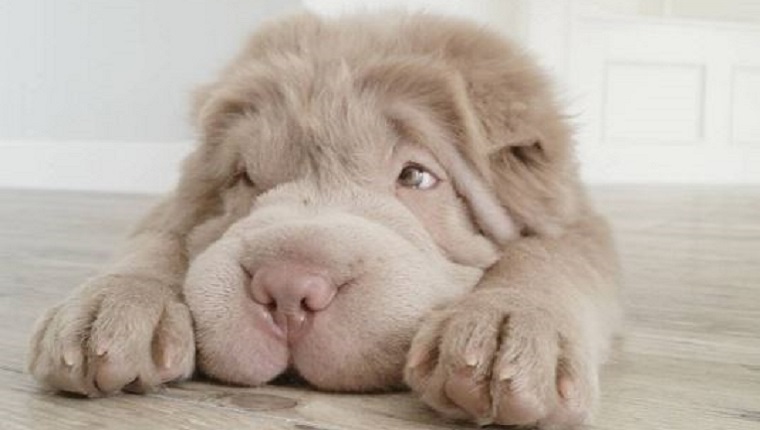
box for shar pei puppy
[29,12,621,428]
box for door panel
[567,12,760,183]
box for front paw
[405,291,598,427]
[28,275,195,396]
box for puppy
[29,12,621,427]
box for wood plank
[0,186,758,429]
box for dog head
[178,13,581,391]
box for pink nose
[249,262,336,340]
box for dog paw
[404,291,598,427]
[28,275,195,396]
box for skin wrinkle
[29,12,620,428]
[386,104,520,244]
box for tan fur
[28,12,620,427]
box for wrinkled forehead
[227,62,398,190]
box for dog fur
[28,12,621,427]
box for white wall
[303,0,527,41]
[0,0,300,193]
[568,1,760,183]
[2,0,758,193]
[590,0,760,22]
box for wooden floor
[1,187,758,429]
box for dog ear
[192,12,321,148]
[193,82,258,147]
[405,19,584,236]
[359,36,581,237]
[464,65,582,237]
[359,60,519,244]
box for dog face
[178,13,579,391]
[182,56,509,390]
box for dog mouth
[270,367,311,388]
[258,304,314,345]
[248,272,357,346]
[184,211,484,390]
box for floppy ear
[372,17,585,235]
[430,27,583,237]
[192,12,322,148]
[192,81,259,148]
[359,59,519,245]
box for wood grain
[1,186,758,429]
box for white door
[304,0,760,184]
[563,3,760,184]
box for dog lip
[257,306,287,340]
[257,306,314,345]
[277,311,313,345]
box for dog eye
[238,172,255,187]
[397,163,439,190]
[228,170,254,188]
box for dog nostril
[251,263,337,314]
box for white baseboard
[1,139,757,194]
[578,144,760,185]
[0,140,195,194]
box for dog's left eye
[397,163,439,190]
[228,170,254,188]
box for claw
[558,375,576,401]
[406,347,429,369]
[62,349,78,367]
[160,348,173,370]
[95,343,109,357]
[497,363,518,382]
[463,351,479,367]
